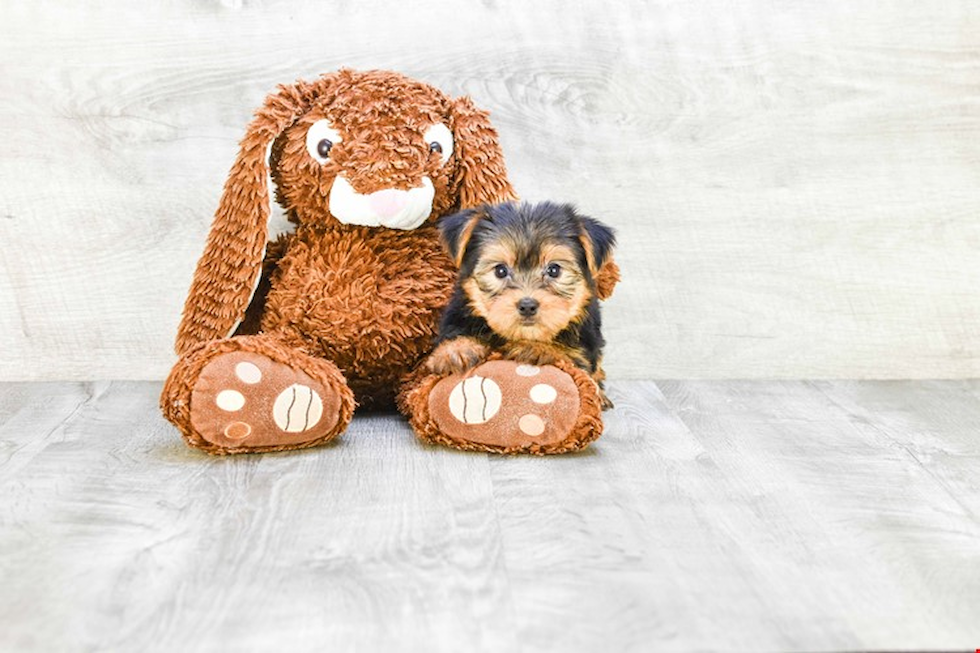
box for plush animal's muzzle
[329,175,435,230]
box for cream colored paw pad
[529,383,557,404]
[518,414,546,436]
[224,421,252,440]
[272,384,323,433]
[235,361,262,384]
[215,389,245,411]
[515,364,541,377]
[448,376,502,424]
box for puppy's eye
[493,264,510,279]
[546,263,562,278]
[423,124,453,165]
[305,119,343,164]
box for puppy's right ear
[577,215,616,276]
[438,207,487,267]
[575,212,619,300]
[174,75,337,356]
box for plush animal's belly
[261,225,456,406]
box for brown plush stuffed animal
[161,69,613,455]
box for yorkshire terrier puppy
[428,201,616,408]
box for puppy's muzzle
[329,175,434,230]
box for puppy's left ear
[578,215,619,300]
[438,207,486,267]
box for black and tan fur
[429,201,616,407]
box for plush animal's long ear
[438,207,486,267]
[577,214,618,299]
[174,78,326,355]
[450,96,518,209]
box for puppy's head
[439,202,616,342]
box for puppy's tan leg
[596,387,614,410]
[592,361,614,410]
[426,337,490,376]
[501,341,581,368]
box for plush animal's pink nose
[368,188,410,218]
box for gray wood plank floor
[0,380,977,652]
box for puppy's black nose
[517,297,539,317]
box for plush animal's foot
[189,352,344,450]
[161,336,355,454]
[402,358,604,455]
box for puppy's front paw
[598,388,615,410]
[427,338,490,376]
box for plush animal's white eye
[305,120,343,164]
[423,124,454,165]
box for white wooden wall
[1,0,978,381]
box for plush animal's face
[442,202,615,342]
[271,75,460,230]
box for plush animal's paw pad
[223,421,252,440]
[447,375,502,424]
[515,364,541,377]
[428,361,582,450]
[189,351,341,450]
[272,384,324,432]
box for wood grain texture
[2,379,979,651]
[1,0,979,380]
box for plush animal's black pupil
[429,141,442,154]
[317,139,332,158]
[494,264,509,279]
[546,263,562,278]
